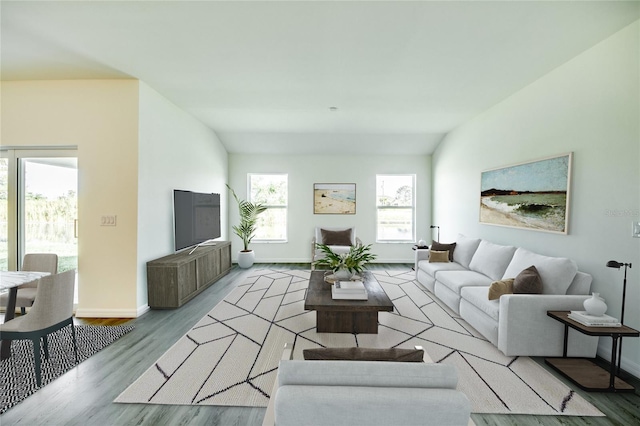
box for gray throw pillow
[303,347,424,362]
[513,265,543,294]
[321,228,353,246]
[431,241,457,261]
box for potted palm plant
[313,243,377,280]
[227,184,267,268]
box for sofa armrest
[498,294,598,357]
[263,343,293,426]
[356,236,363,246]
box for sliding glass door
[0,149,77,278]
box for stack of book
[332,280,368,300]
[568,310,621,327]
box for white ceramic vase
[237,250,255,269]
[334,268,354,281]
[583,292,607,316]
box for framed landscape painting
[314,183,356,214]
[480,153,572,234]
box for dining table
[1,270,51,359]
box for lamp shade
[606,260,623,268]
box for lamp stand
[617,264,629,375]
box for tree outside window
[249,174,288,241]
[376,175,415,242]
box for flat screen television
[173,189,221,252]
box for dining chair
[0,253,59,315]
[0,269,78,387]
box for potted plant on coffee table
[313,243,377,280]
[227,184,267,268]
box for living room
[1,1,639,424]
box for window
[376,174,415,242]
[249,174,288,241]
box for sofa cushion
[417,260,467,278]
[321,228,353,246]
[429,250,450,263]
[513,265,543,294]
[461,286,500,321]
[431,241,456,261]
[468,240,516,281]
[488,278,514,300]
[452,234,481,268]
[502,248,578,295]
[437,270,493,296]
[303,347,424,362]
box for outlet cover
[633,221,640,238]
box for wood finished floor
[2,263,639,426]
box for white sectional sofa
[415,235,599,357]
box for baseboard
[239,259,414,264]
[137,304,150,317]
[75,307,139,318]
[597,342,640,380]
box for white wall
[432,21,639,376]
[137,82,229,313]
[228,153,431,263]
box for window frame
[375,174,416,243]
[248,173,288,243]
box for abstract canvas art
[480,153,572,234]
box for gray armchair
[0,269,78,387]
[0,253,59,315]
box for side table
[545,310,639,392]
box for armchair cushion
[321,228,353,246]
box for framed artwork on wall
[480,152,572,234]
[314,183,356,214]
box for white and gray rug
[116,268,603,416]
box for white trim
[137,304,151,317]
[75,308,139,318]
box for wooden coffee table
[304,270,394,334]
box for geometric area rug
[1,323,134,414]
[116,268,603,417]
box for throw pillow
[430,241,457,261]
[488,278,515,300]
[321,228,353,246]
[513,265,543,294]
[429,250,450,263]
[303,347,424,362]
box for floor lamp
[606,260,632,375]
[430,225,440,242]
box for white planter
[237,250,255,268]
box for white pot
[334,268,354,281]
[237,250,255,268]
[583,292,607,316]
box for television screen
[173,190,221,252]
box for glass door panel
[21,157,78,273]
[0,157,7,271]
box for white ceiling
[2,1,639,155]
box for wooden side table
[545,310,639,392]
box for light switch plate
[633,221,640,238]
[101,215,117,226]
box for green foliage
[313,243,377,274]
[227,184,268,251]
